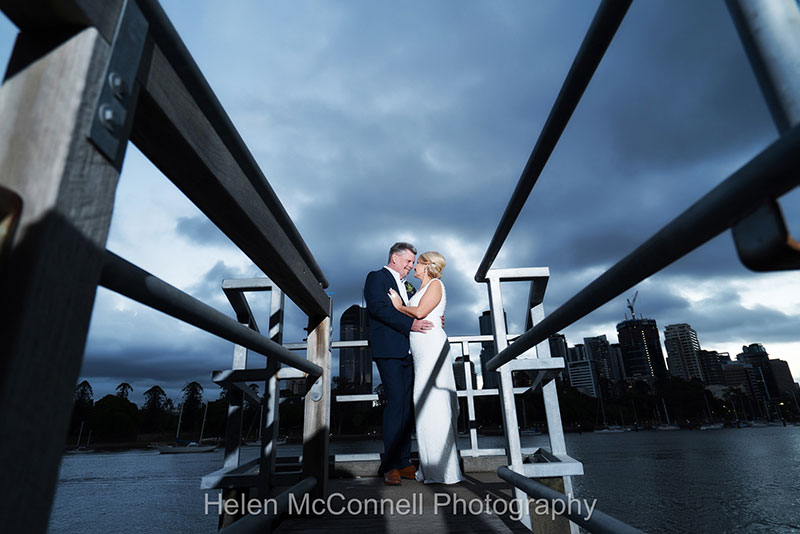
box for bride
[388,251,464,484]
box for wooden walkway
[272,472,536,533]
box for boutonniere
[404,281,416,296]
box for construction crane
[626,290,638,320]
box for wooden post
[0,27,120,533]
[302,312,331,500]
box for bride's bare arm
[388,281,442,319]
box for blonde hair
[418,251,446,279]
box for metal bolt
[108,72,126,100]
[98,104,119,133]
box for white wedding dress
[409,279,464,484]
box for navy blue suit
[364,268,415,472]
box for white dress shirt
[384,266,409,305]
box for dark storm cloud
[668,293,800,348]
[82,345,230,383]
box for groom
[364,242,433,485]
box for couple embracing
[364,242,464,486]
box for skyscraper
[549,333,569,382]
[610,343,626,380]
[584,335,623,382]
[568,360,598,397]
[338,305,372,394]
[769,359,797,397]
[721,360,764,403]
[548,334,568,360]
[616,318,668,381]
[736,343,774,400]
[664,323,704,382]
[584,335,622,398]
[453,356,478,390]
[568,344,586,362]
[698,350,726,386]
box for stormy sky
[2,1,798,405]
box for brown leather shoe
[398,464,417,480]
[384,469,401,486]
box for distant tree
[75,380,94,404]
[116,382,133,399]
[70,380,94,436]
[205,398,229,439]
[180,381,204,433]
[92,394,139,441]
[143,385,167,410]
[141,385,168,433]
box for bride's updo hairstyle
[419,251,446,279]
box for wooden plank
[131,41,329,320]
[302,314,332,500]
[0,27,118,533]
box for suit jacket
[364,268,414,359]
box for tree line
[70,374,798,445]
[69,380,266,444]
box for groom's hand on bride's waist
[411,319,434,332]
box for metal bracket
[88,0,148,168]
[732,198,800,271]
[309,376,323,402]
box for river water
[49,426,800,533]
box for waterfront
[49,426,800,533]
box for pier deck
[271,472,544,533]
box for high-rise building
[610,344,626,380]
[736,344,774,400]
[453,356,478,390]
[549,334,568,361]
[478,310,506,389]
[338,305,372,394]
[568,344,586,362]
[584,335,623,382]
[698,350,726,386]
[721,361,764,403]
[549,334,569,382]
[568,360,598,397]
[616,318,668,380]
[768,359,797,397]
[584,335,623,398]
[664,324,704,382]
